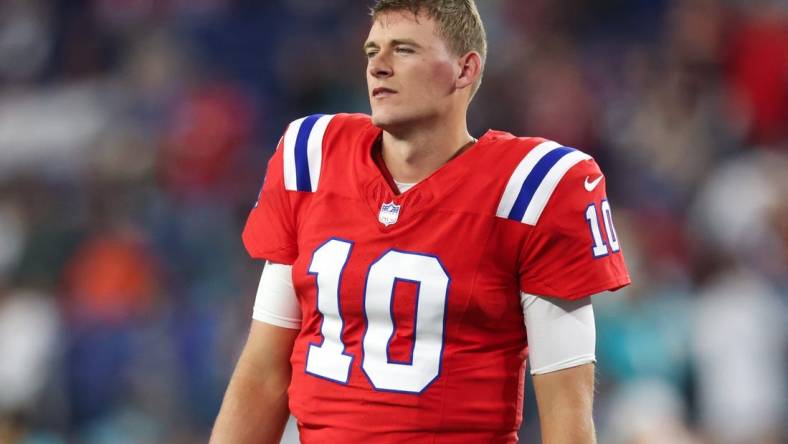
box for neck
[380,115,475,183]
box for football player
[211,1,630,443]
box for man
[211,1,630,443]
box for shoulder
[277,113,374,192]
[483,132,599,226]
[481,130,590,166]
[280,113,373,143]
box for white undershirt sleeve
[252,261,301,329]
[521,292,596,375]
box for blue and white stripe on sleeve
[496,140,591,225]
[282,114,335,192]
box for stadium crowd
[0,0,785,443]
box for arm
[533,363,596,444]
[521,293,598,443]
[210,320,299,444]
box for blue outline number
[305,238,354,384]
[305,242,450,394]
[585,203,609,258]
[361,250,449,394]
[585,200,621,258]
[600,199,620,253]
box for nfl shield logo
[378,201,401,226]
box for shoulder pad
[496,140,592,225]
[281,114,336,192]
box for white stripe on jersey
[522,150,591,225]
[281,114,334,192]
[496,140,592,225]
[282,116,306,191]
[306,115,333,192]
[496,140,561,219]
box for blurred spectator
[688,152,788,444]
[61,226,162,428]
[0,0,52,84]
[692,266,786,444]
[605,0,738,211]
[62,229,159,323]
[724,2,788,145]
[602,379,700,444]
[690,151,788,278]
[517,41,602,151]
[594,212,693,396]
[0,289,59,414]
[158,82,255,201]
[0,203,26,279]
[0,82,112,177]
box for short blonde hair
[371,0,487,96]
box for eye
[365,50,379,59]
[395,46,414,54]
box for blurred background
[0,0,786,443]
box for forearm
[211,321,299,444]
[537,398,596,444]
[533,364,596,444]
[210,359,291,444]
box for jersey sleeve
[518,157,631,300]
[242,114,336,263]
[242,136,299,264]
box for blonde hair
[371,0,487,96]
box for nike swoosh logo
[584,175,603,192]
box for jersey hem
[523,273,631,300]
[246,246,297,265]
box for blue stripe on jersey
[507,146,575,221]
[294,114,323,192]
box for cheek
[424,60,456,94]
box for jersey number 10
[585,199,620,258]
[305,238,449,394]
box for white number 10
[585,199,620,258]
[305,239,450,394]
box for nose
[368,53,393,79]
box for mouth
[372,87,397,98]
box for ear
[455,51,482,91]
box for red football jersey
[243,113,630,443]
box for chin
[370,107,423,130]
[370,109,400,129]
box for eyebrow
[363,39,423,50]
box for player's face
[364,11,460,129]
